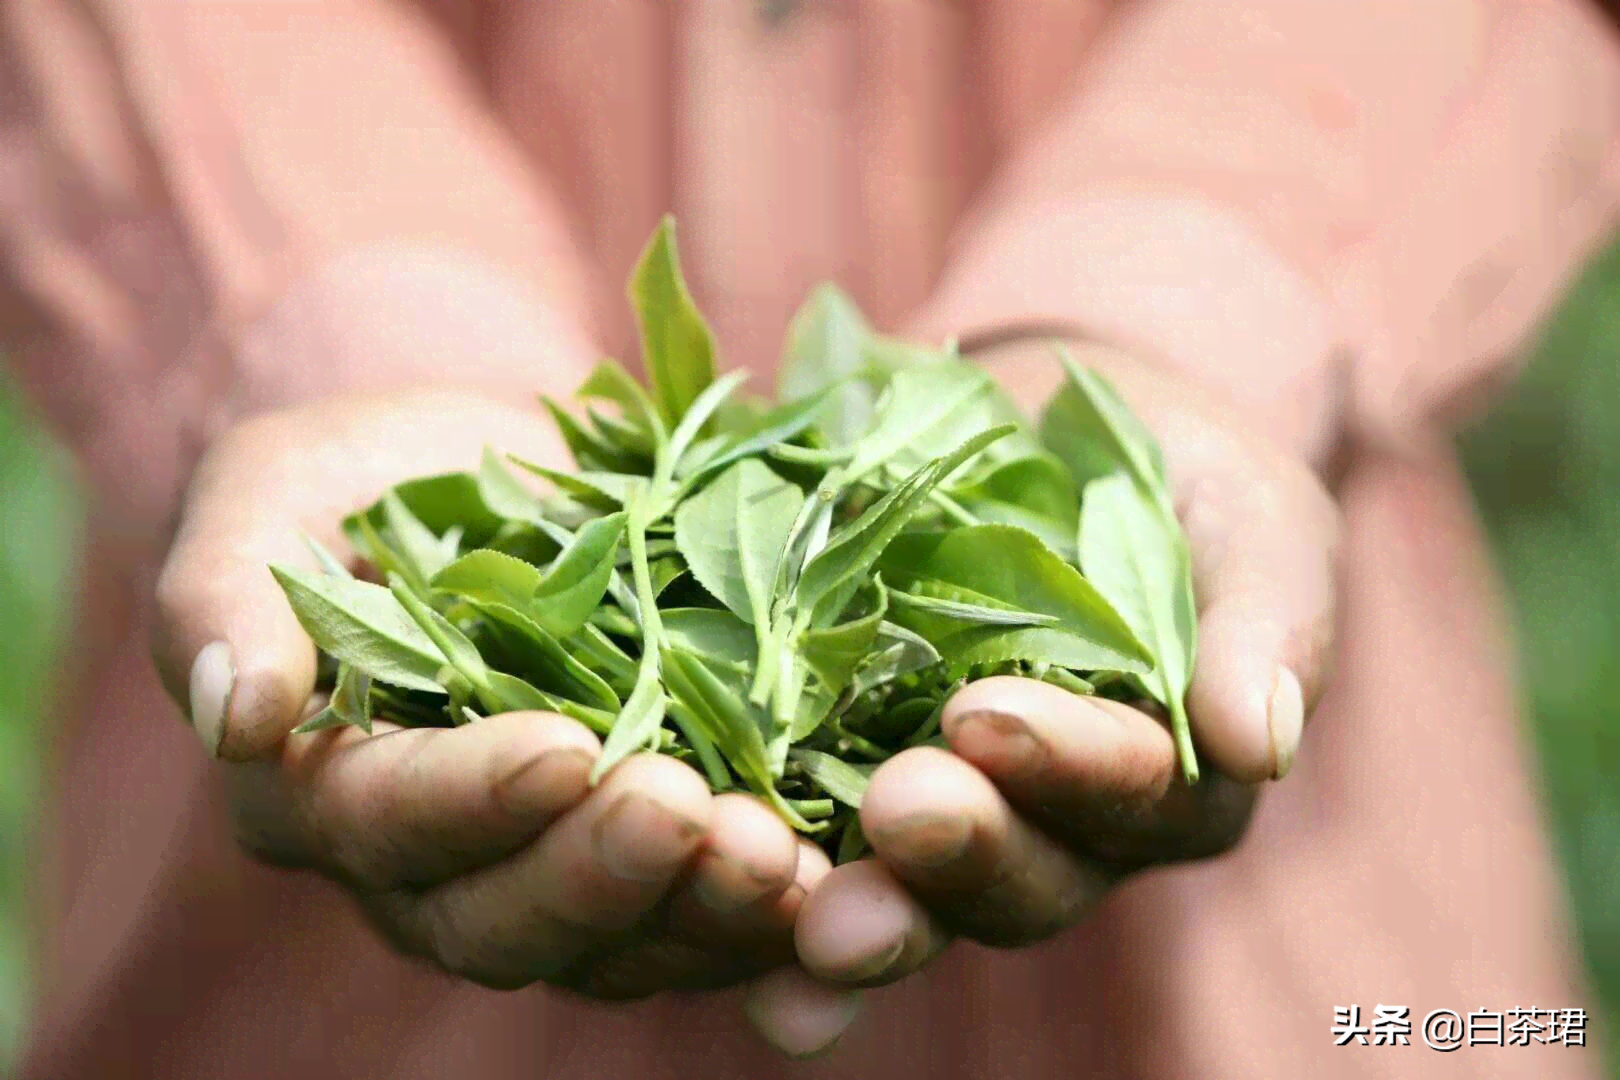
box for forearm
[0,0,596,543]
[911,0,1620,467]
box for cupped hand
[750,345,1342,1052]
[150,389,833,1003]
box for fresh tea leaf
[389,574,491,695]
[632,215,718,430]
[302,533,354,579]
[664,369,749,479]
[1041,347,1168,499]
[1079,471,1200,780]
[477,448,545,524]
[508,455,640,510]
[579,357,666,440]
[878,523,1151,673]
[469,599,621,712]
[844,366,997,483]
[796,425,1016,624]
[382,490,455,581]
[687,386,836,485]
[431,549,543,609]
[661,647,774,790]
[348,472,507,548]
[531,510,627,637]
[789,749,872,809]
[849,622,942,697]
[593,666,668,784]
[541,396,644,474]
[674,459,804,626]
[660,608,759,672]
[293,663,373,734]
[889,581,1061,628]
[270,564,447,692]
[799,580,888,689]
[778,284,873,447]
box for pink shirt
[5,2,1620,1077]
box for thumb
[151,390,570,761]
[152,409,333,762]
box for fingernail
[494,747,595,820]
[692,853,780,914]
[944,710,1046,777]
[876,811,972,869]
[839,935,906,984]
[188,641,234,758]
[744,968,863,1059]
[1268,666,1304,780]
[592,792,706,883]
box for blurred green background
[0,245,1617,1075]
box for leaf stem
[828,717,889,761]
[668,703,732,790]
[787,798,836,820]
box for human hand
[749,342,1341,1052]
[150,389,834,1000]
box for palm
[153,388,823,998]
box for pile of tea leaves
[271,217,1198,863]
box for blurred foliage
[0,245,1618,1074]
[0,373,79,1073]
[1458,239,1620,1074]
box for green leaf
[579,357,666,441]
[1079,471,1200,781]
[302,533,354,579]
[661,648,776,796]
[844,365,998,483]
[388,574,491,695]
[674,459,804,626]
[347,511,424,594]
[382,490,455,581]
[347,472,508,548]
[431,549,543,609]
[292,663,373,734]
[531,510,627,637]
[659,608,759,672]
[540,395,643,474]
[477,448,545,524]
[508,454,640,510]
[849,622,942,697]
[952,451,1080,556]
[836,816,871,863]
[778,284,874,447]
[877,524,1152,673]
[687,386,835,485]
[632,215,717,430]
[568,623,639,691]
[592,666,668,784]
[270,564,447,692]
[664,369,749,481]
[799,579,888,689]
[468,599,621,712]
[1041,347,1168,500]
[789,749,873,809]
[587,405,659,461]
[889,580,1061,628]
[482,669,568,717]
[796,425,1016,624]
[648,555,685,598]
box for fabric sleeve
[0,0,595,543]
[913,0,1620,466]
